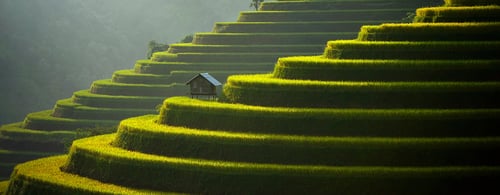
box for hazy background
[0,0,250,125]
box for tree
[250,0,264,11]
[180,34,194,43]
[147,40,169,59]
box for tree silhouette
[250,0,264,11]
[147,40,169,59]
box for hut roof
[186,73,222,86]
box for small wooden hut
[186,73,222,99]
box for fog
[0,0,250,125]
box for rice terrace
[1,0,500,194]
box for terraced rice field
[0,0,437,179]
[3,0,499,193]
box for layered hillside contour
[2,0,499,194]
[0,0,441,180]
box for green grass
[357,22,500,41]
[259,0,438,11]
[158,97,500,136]
[90,79,187,96]
[0,149,57,164]
[0,180,9,194]
[22,110,118,131]
[152,52,318,63]
[324,40,500,60]
[237,9,411,22]
[444,0,500,6]
[112,69,260,85]
[111,69,172,84]
[223,74,500,108]
[414,6,500,23]
[6,155,172,195]
[0,123,73,153]
[273,56,500,81]
[192,32,357,45]
[72,90,164,109]
[114,115,500,166]
[213,21,396,33]
[134,60,272,74]
[63,134,500,194]
[52,98,156,120]
[167,43,323,54]
[0,122,75,143]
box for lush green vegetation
[260,0,441,11]
[115,115,500,166]
[0,150,57,164]
[237,9,410,22]
[414,6,500,22]
[134,60,271,74]
[444,0,500,6]
[273,57,500,81]
[90,79,186,97]
[61,134,500,194]
[213,21,397,33]
[5,0,500,194]
[72,90,164,109]
[324,40,500,59]
[22,110,117,131]
[223,74,500,108]
[192,32,356,45]
[167,43,322,53]
[357,23,500,41]
[158,97,500,136]
[6,155,171,195]
[153,52,317,63]
[112,69,259,85]
[0,181,9,193]
[52,99,155,120]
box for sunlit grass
[62,134,500,194]
[273,56,500,81]
[357,22,500,41]
[0,122,75,142]
[444,0,500,6]
[223,73,500,108]
[192,32,356,45]
[90,79,186,96]
[158,97,500,135]
[113,115,500,166]
[23,110,118,130]
[414,6,500,22]
[8,155,173,194]
[324,40,500,59]
[168,43,321,53]
[72,90,164,109]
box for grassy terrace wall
[223,74,500,108]
[414,6,500,22]
[191,32,356,45]
[273,57,500,81]
[115,115,500,166]
[237,9,411,22]
[212,21,397,33]
[60,134,500,194]
[159,97,500,136]
[357,23,500,41]
[324,41,500,59]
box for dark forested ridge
[0,0,248,125]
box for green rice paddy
[3,0,500,193]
